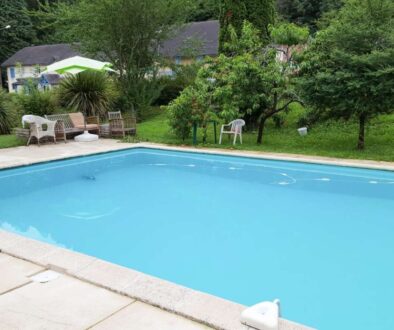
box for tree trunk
[257,116,267,144]
[357,114,366,150]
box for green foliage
[219,0,276,53]
[0,89,15,134]
[57,71,116,118]
[187,0,219,21]
[270,22,309,46]
[12,85,57,118]
[156,61,202,106]
[35,0,192,117]
[167,22,301,144]
[0,0,35,65]
[203,22,302,143]
[276,0,343,32]
[167,88,194,140]
[167,77,217,141]
[297,0,394,149]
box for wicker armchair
[22,115,58,146]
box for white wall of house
[6,65,45,93]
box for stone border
[136,143,394,172]
[0,230,312,330]
[0,141,393,172]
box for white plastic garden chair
[219,119,246,145]
[22,115,57,146]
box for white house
[1,44,80,93]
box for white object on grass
[30,270,60,283]
[219,119,246,145]
[74,131,99,142]
[298,127,308,136]
[240,299,280,330]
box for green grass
[132,106,394,162]
[0,135,25,149]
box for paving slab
[91,301,212,330]
[0,253,43,294]
[0,272,133,330]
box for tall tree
[219,0,276,53]
[276,0,342,31]
[297,0,394,149]
[169,22,302,144]
[187,0,219,22]
[0,0,35,65]
[35,0,191,116]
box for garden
[0,0,393,161]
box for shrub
[155,63,201,106]
[0,89,16,134]
[14,87,58,117]
[167,87,194,140]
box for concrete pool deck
[1,140,392,330]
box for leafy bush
[155,63,201,106]
[167,78,217,142]
[166,87,194,140]
[13,87,58,117]
[0,89,16,134]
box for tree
[187,0,219,22]
[33,0,191,117]
[0,0,35,66]
[296,0,394,149]
[270,22,309,62]
[276,0,342,32]
[58,71,116,130]
[219,0,276,53]
[170,22,302,144]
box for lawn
[0,135,25,149]
[133,106,394,162]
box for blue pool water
[0,148,393,329]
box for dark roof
[160,20,219,57]
[1,44,80,67]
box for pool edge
[0,141,393,172]
[0,229,314,330]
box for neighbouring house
[158,20,219,75]
[1,44,80,93]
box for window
[10,67,15,79]
[175,56,181,65]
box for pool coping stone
[0,140,393,172]
[0,230,314,330]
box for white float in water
[241,299,280,330]
[74,131,99,142]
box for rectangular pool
[1,148,393,329]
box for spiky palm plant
[58,71,116,130]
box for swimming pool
[0,148,393,329]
